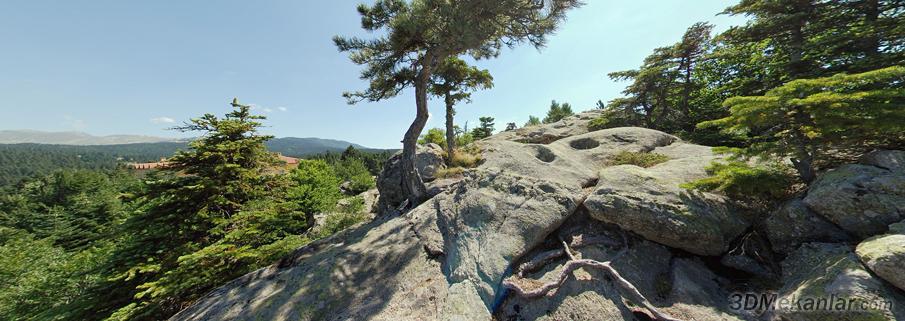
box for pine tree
[471,117,496,140]
[542,100,575,124]
[335,0,582,205]
[74,99,296,320]
[699,66,905,183]
[430,57,493,164]
[525,115,542,127]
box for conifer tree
[699,66,905,183]
[542,100,575,123]
[430,57,493,164]
[335,0,582,205]
[471,116,495,139]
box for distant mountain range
[0,130,182,145]
[0,130,381,156]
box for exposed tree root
[502,236,682,321]
[514,234,621,277]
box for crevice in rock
[535,146,556,163]
[569,137,600,150]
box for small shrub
[337,196,365,214]
[608,151,670,168]
[681,161,797,202]
[334,158,375,194]
[313,211,368,239]
[587,117,610,131]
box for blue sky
[0,1,747,149]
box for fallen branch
[503,236,682,321]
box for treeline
[0,103,382,320]
[0,141,394,187]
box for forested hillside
[0,139,391,187]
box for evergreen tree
[505,122,518,131]
[71,99,301,320]
[700,66,905,183]
[525,115,542,127]
[335,0,582,205]
[542,100,575,123]
[471,117,496,140]
[430,57,493,164]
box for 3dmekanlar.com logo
[729,292,894,313]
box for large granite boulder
[585,163,749,256]
[774,243,905,321]
[376,143,446,209]
[765,199,850,254]
[803,164,905,238]
[856,220,905,292]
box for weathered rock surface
[856,221,905,292]
[585,163,749,256]
[803,164,905,238]
[775,243,905,321]
[405,170,585,317]
[170,215,449,321]
[376,143,446,209]
[493,109,604,144]
[765,199,850,254]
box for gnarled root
[502,236,682,321]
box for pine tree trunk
[400,53,437,205]
[788,0,810,79]
[863,0,881,64]
[681,57,694,131]
[444,93,456,166]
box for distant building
[277,154,300,166]
[127,154,300,172]
[128,158,171,170]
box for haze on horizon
[0,1,746,149]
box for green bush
[681,160,796,202]
[334,158,376,194]
[608,151,670,168]
[587,117,610,131]
[291,159,343,215]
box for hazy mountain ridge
[0,130,183,145]
[0,130,384,155]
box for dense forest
[0,0,903,320]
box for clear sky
[0,1,747,149]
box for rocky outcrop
[492,109,604,144]
[405,170,585,318]
[172,111,905,321]
[775,243,905,321]
[803,164,905,238]
[376,143,446,209]
[583,140,747,256]
[765,199,850,254]
[585,164,749,256]
[856,220,905,292]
